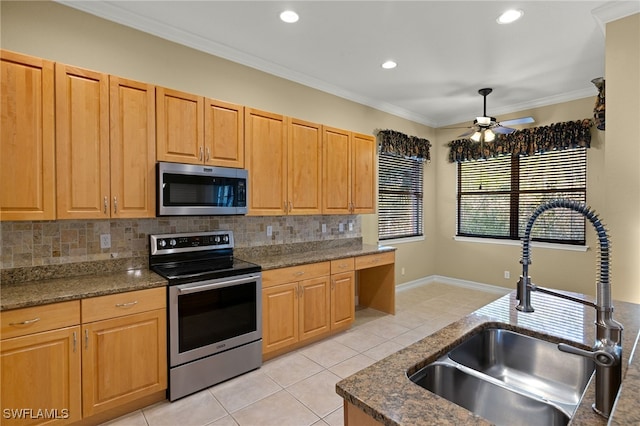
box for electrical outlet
[266,226,273,237]
[100,234,111,249]
[322,223,327,234]
[401,267,405,276]
[504,270,510,279]
[348,221,353,231]
[339,223,344,233]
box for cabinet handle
[73,331,77,353]
[113,196,118,214]
[331,279,335,290]
[284,201,288,213]
[9,317,40,326]
[199,147,204,161]
[289,201,292,212]
[206,147,210,162]
[294,271,305,277]
[115,301,138,308]
[84,329,89,350]
[104,196,108,214]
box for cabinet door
[331,271,355,330]
[299,276,331,341]
[156,87,204,164]
[82,310,167,417]
[205,99,244,168]
[288,118,322,215]
[110,76,156,218]
[55,63,110,219]
[323,126,351,214]
[1,326,82,425]
[262,282,298,355]
[0,50,55,221]
[351,132,376,214]
[245,108,287,215]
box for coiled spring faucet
[516,199,623,418]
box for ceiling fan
[456,88,534,142]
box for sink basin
[409,327,595,425]
[411,362,570,426]
[449,328,594,406]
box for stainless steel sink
[409,327,595,425]
[411,362,570,426]
[449,328,594,406]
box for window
[378,153,423,240]
[457,148,587,244]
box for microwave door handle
[177,276,257,295]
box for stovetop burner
[149,231,261,285]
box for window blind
[458,148,586,244]
[378,153,423,240]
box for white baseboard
[396,275,512,296]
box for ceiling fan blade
[493,126,516,135]
[458,128,477,138]
[500,116,535,126]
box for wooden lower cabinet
[1,326,82,425]
[81,309,167,418]
[0,288,167,425]
[262,261,354,358]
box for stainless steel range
[149,231,262,401]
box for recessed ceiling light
[381,60,397,69]
[497,9,524,24]
[280,10,299,23]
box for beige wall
[434,98,606,295]
[0,1,437,284]
[604,14,640,303]
[2,3,637,302]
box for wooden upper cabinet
[0,50,56,221]
[351,132,376,214]
[288,118,322,215]
[156,87,204,164]
[110,76,156,218]
[245,108,287,215]
[323,127,375,214]
[205,99,244,168]
[55,63,110,219]
[323,126,351,214]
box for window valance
[377,129,431,162]
[448,119,592,163]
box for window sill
[379,235,425,245]
[453,236,589,252]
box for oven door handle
[176,275,258,295]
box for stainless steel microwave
[157,162,248,216]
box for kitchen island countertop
[336,290,640,425]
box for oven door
[168,272,262,367]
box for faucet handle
[558,343,618,367]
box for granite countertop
[238,243,395,270]
[336,291,640,426]
[0,241,395,311]
[0,269,167,311]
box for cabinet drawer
[355,252,395,270]
[82,287,166,323]
[263,262,330,288]
[1,300,80,339]
[331,257,355,274]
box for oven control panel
[150,231,234,255]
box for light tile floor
[102,282,503,426]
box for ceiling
[57,1,638,128]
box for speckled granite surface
[0,240,394,311]
[336,291,640,426]
[0,269,167,311]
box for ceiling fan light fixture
[470,131,482,142]
[497,9,524,24]
[484,129,496,142]
[476,116,492,126]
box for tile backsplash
[0,215,360,269]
